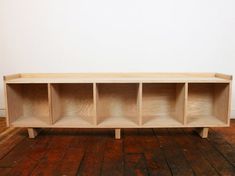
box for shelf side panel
[214,83,230,124]
[50,84,62,123]
[93,83,98,125]
[138,83,142,125]
[175,83,186,124]
[97,83,139,126]
[142,83,177,124]
[187,84,214,118]
[6,84,23,124]
[59,84,94,125]
[22,84,50,124]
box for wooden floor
[0,118,235,176]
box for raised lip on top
[3,72,233,83]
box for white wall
[0,0,235,117]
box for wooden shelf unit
[6,84,50,127]
[187,83,230,127]
[142,83,186,127]
[96,83,140,127]
[50,83,95,127]
[4,73,232,138]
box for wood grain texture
[49,84,61,123]
[215,73,233,80]
[7,84,50,126]
[4,73,232,129]
[142,83,185,126]
[6,84,23,124]
[1,119,235,175]
[3,74,21,81]
[50,83,94,127]
[187,83,229,126]
[5,72,232,83]
[214,83,230,123]
[97,83,139,127]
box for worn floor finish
[0,118,235,176]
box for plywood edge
[47,84,53,125]
[4,84,10,127]
[138,83,142,125]
[215,73,233,80]
[195,127,209,138]
[227,82,233,125]
[184,83,188,125]
[19,72,217,78]
[93,83,98,125]
[3,74,21,81]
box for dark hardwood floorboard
[0,118,235,176]
[208,129,235,167]
[77,129,108,176]
[168,129,219,176]
[183,128,235,176]
[154,129,195,176]
[101,138,123,176]
[124,129,149,176]
[138,129,172,176]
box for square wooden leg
[195,127,209,138]
[115,129,121,139]
[28,128,39,138]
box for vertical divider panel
[184,83,188,125]
[4,82,10,127]
[214,83,231,125]
[48,84,53,125]
[175,83,186,125]
[228,82,233,125]
[138,82,143,126]
[93,83,98,126]
[49,84,61,124]
[5,84,23,126]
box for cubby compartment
[142,83,185,127]
[96,83,139,127]
[50,83,95,127]
[6,84,50,126]
[187,83,230,126]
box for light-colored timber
[115,128,121,139]
[195,127,209,138]
[3,73,232,139]
[27,128,39,138]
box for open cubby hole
[187,83,229,126]
[142,83,185,127]
[6,84,50,126]
[96,83,139,127]
[50,83,95,127]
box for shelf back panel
[7,84,50,125]
[97,83,139,125]
[50,84,94,125]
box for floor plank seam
[166,129,197,176]
[0,133,26,160]
[206,129,235,168]
[28,129,54,175]
[98,138,107,176]
[154,129,174,176]
[210,128,235,148]
[182,129,224,176]
[75,150,86,176]
[152,128,174,176]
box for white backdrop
[0,0,235,117]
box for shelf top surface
[4,73,232,83]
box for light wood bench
[4,73,232,139]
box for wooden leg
[115,129,121,139]
[195,127,209,138]
[27,128,39,138]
